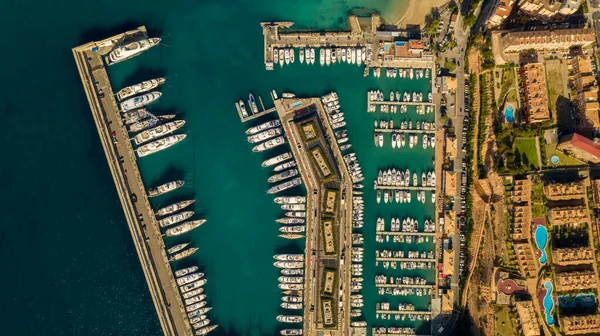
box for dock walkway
[377,231,436,237]
[376,310,432,315]
[73,27,192,336]
[376,257,436,262]
[374,128,435,134]
[375,283,434,289]
[375,186,435,191]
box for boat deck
[73,26,192,336]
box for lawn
[495,306,517,336]
[545,144,585,167]
[545,60,566,123]
[498,67,517,106]
[532,204,547,219]
[513,138,539,169]
[532,180,544,204]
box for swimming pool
[543,281,555,326]
[504,103,515,123]
[535,225,548,264]
[558,293,597,308]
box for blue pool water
[551,155,560,164]
[558,294,597,308]
[504,104,515,123]
[543,281,555,326]
[535,225,548,264]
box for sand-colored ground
[395,0,449,27]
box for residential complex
[544,181,585,200]
[568,55,600,130]
[497,28,595,53]
[519,63,550,123]
[554,270,597,291]
[558,133,600,163]
[487,0,516,28]
[515,301,542,336]
[518,0,582,20]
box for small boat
[175,266,199,278]
[248,94,259,114]
[136,134,186,157]
[239,100,248,117]
[120,92,162,112]
[279,49,284,66]
[290,48,295,63]
[156,200,195,217]
[167,242,190,255]
[285,48,290,64]
[148,180,185,198]
[310,48,315,64]
[319,48,325,66]
[116,78,166,101]
[106,37,161,66]
[340,144,352,151]
[274,48,279,64]
[299,49,304,64]
[165,220,206,237]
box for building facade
[499,28,595,53]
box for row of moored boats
[273,45,372,67]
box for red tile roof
[571,133,600,158]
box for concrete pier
[235,98,277,123]
[376,310,432,315]
[73,27,192,336]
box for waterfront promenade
[73,27,191,336]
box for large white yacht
[136,134,186,157]
[134,120,186,145]
[116,78,165,101]
[120,91,162,112]
[106,37,161,65]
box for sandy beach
[394,0,449,27]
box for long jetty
[73,27,192,336]
[375,284,434,289]
[375,186,436,191]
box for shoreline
[392,0,449,28]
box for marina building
[560,314,600,335]
[518,0,582,19]
[515,301,541,336]
[544,181,585,200]
[554,270,597,292]
[498,28,595,54]
[558,133,600,163]
[552,246,595,265]
[519,63,550,123]
[487,0,516,28]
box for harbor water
[0,0,434,335]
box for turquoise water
[535,225,548,264]
[543,281,555,326]
[504,103,515,123]
[0,0,427,335]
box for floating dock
[376,257,436,262]
[377,231,436,237]
[375,186,436,191]
[73,27,192,336]
[375,284,434,289]
[375,310,432,315]
[373,128,436,134]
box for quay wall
[73,28,192,336]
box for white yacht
[246,119,281,135]
[148,180,185,197]
[106,37,161,65]
[116,78,165,101]
[120,91,162,112]
[274,196,306,204]
[159,211,194,228]
[247,127,282,143]
[319,49,325,66]
[262,152,291,167]
[277,315,303,323]
[326,48,331,66]
[279,49,285,66]
[252,136,286,152]
[156,200,195,217]
[289,48,295,63]
[165,220,206,237]
[136,134,186,157]
[134,120,186,145]
[299,49,304,64]
[284,48,290,64]
[310,48,315,64]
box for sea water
[0,0,433,335]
